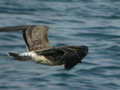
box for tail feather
[8,52,20,57]
[8,52,31,61]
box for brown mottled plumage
[0,25,88,70]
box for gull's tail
[8,52,32,61]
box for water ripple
[0,0,120,90]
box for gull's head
[72,45,88,58]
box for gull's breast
[32,55,55,65]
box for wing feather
[0,25,30,32]
[0,25,51,51]
[23,25,51,51]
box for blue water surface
[0,0,120,90]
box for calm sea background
[0,0,120,90]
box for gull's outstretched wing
[0,25,51,51]
[0,25,30,32]
[23,25,51,51]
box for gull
[0,25,88,70]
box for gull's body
[0,25,88,70]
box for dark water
[0,0,120,90]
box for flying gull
[0,25,88,70]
